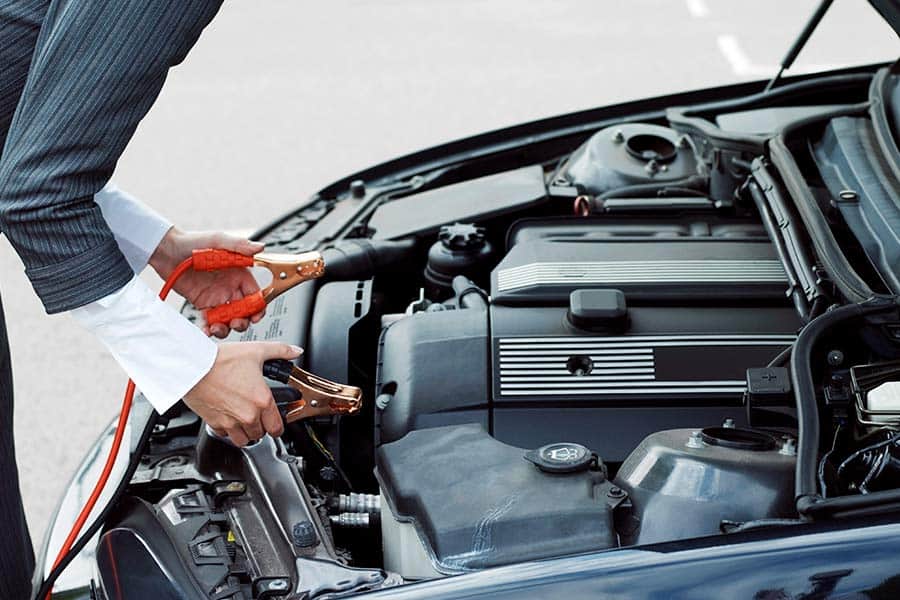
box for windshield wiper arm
[765,0,835,92]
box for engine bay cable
[34,411,159,600]
[38,254,208,599]
[793,297,899,515]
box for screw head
[827,350,845,367]
[268,579,289,591]
[686,430,705,449]
[780,437,798,456]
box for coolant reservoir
[613,427,796,545]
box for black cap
[567,289,628,331]
[292,521,319,548]
[525,442,595,474]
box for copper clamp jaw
[263,359,363,424]
[254,251,326,303]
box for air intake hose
[321,239,416,281]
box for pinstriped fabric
[0,290,32,599]
[0,0,46,153]
[0,2,222,596]
[0,0,223,313]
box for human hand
[150,227,265,338]
[184,341,302,446]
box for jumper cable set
[40,248,362,599]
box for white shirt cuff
[95,182,172,273]
[71,276,218,414]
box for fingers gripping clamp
[263,359,363,423]
[194,249,325,326]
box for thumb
[208,232,264,256]
[229,237,266,256]
[235,237,265,256]
[256,342,304,362]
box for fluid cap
[525,442,594,473]
[438,223,487,251]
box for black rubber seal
[700,427,776,451]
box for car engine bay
[91,64,900,599]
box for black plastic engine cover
[376,220,801,460]
[492,238,788,304]
[490,304,797,460]
[377,308,490,444]
[375,424,619,572]
[376,302,798,460]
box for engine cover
[376,226,800,461]
[491,238,789,303]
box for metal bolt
[838,190,859,202]
[686,430,705,449]
[268,579,289,591]
[225,482,246,493]
[723,418,736,429]
[607,486,625,499]
[375,393,392,410]
[827,350,845,367]
[612,129,625,143]
[780,437,798,456]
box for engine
[370,212,802,575]
[286,122,811,580]
[96,76,900,596]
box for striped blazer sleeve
[0,0,222,313]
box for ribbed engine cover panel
[496,334,795,399]
[491,239,788,303]
[497,259,786,293]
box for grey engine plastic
[613,427,796,545]
[376,425,620,577]
[562,123,698,195]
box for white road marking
[685,0,710,18]
[717,35,773,77]
[717,34,842,78]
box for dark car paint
[358,517,900,599]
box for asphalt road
[2,0,896,548]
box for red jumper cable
[44,248,362,599]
